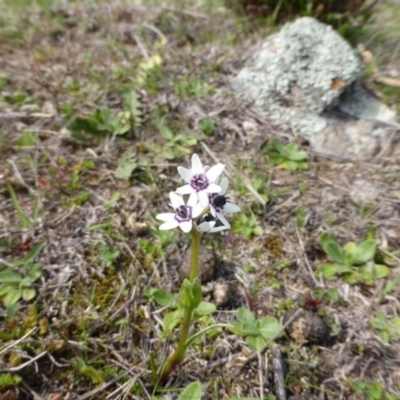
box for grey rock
[233,17,398,159]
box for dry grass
[0,0,400,399]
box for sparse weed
[316,232,390,285]
[262,138,308,171]
[232,212,263,238]
[369,310,400,344]
[0,241,45,311]
[230,307,283,351]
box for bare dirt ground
[1,1,400,399]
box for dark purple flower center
[190,173,209,192]
[175,205,192,223]
[210,194,227,212]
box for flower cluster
[156,154,240,233]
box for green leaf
[0,284,14,296]
[159,124,174,140]
[236,307,256,324]
[350,240,377,265]
[26,266,42,282]
[115,146,138,179]
[177,381,202,400]
[22,288,36,301]
[316,263,337,279]
[241,322,259,336]
[246,335,266,352]
[257,316,283,339]
[230,321,247,336]
[179,279,194,308]
[163,309,183,332]
[153,289,175,307]
[193,301,216,317]
[14,241,45,266]
[3,288,22,307]
[359,264,389,280]
[320,233,345,264]
[7,184,31,228]
[379,330,390,344]
[0,271,23,283]
[191,278,202,309]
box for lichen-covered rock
[233,17,398,160]
[234,17,362,115]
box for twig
[265,191,300,219]
[0,328,38,356]
[295,225,324,288]
[272,345,287,400]
[2,351,47,372]
[77,366,137,400]
[258,352,265,399]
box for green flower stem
[159,227,201,383]
[189,226,200,283]
[160,305,193,383]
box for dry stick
[295,225,323,288]
[265,191,300,219]
[0,328,37,356]
[272,345,287,400]
[2,351,47,372]
[257,352,265,399]
[77,366,137,400]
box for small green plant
[232,212,263,238]
[7,184,41,228]
[263,138,308,170]
[200,117,215,136]
[177,381,202,400]
[94,243,120,270]
[347,378,397,400]
[0,373,22,389]
[316,233,390,285]
[158,123,198,159]
[369,311,400,344]
[175,75,214,98]
[144,286,218,337]
[230,307,283,351]
[0,241,45,309]
[70,90,142,143]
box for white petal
[177,166,193,183]
[170,192,184,209]
[217,212,231,229]
[209,205,217,217]
[197,221,216,232]
[219,177,229,194]
[209,224,230,233]
[198,191,209,208]
[192,202,206,218]
[224,203,241,213]
[205,163,224,182]
[205,183,221,194]
[156,213,175,222]
[191,154,203,174]
[179,220,192,233]
[176,184,194,195]
[159,220,179,230]
[187,193,199,207]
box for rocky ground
[1,1,400,399]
